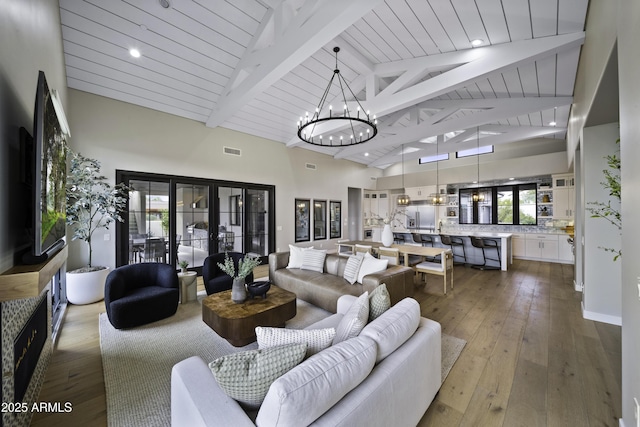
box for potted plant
[179,260,189,274]
[217,253,262,303]
[65,151,130,304]
[587,138,621,260]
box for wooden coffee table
[202,286,296,347]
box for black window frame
[459,183,537,225]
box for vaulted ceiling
[59,0,588,169]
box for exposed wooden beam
[367,126,567,167]
[206,0,383,128]
[335,97,573,159]
[286,32,583,147]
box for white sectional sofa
[171,295,442,427]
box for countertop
[396,228,513,238]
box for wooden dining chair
[354,244,372,255]
[378,247,400,265]
[415,249,454,294]
[336,239,354,256]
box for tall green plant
[586,139,621,260]
[66,151,130,268]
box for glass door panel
[128,180,170,264]
[246,189,269,258]
[176,183,210,269]
[218,187,244,253]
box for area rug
[100,298,465,427]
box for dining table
[335,240,445,267]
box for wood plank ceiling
[59,0,588,169]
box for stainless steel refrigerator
[405,202,436,230]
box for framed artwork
[295,199,310,242]
[329,200,341,239]
[313,200,327,240]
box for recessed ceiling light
[159,0,170,8]
[471,39,484,47]
[549,121,557,126]
[364,152,369,157]
[509,177,515,181]
[129,48,141,58]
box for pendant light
[430,135,445,205]
[397,145,410,206]
[472,126,485,202]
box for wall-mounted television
[23,71,69,264]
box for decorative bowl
[246,281,271,299]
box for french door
[116,171,275,272]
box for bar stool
[393,232,406,244]
[439,234,467,265]
[469,236,501,270]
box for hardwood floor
[31,260,621,426]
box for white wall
[580,123,621,324]
[618,1,640,425]
[0,0,68,272]
[566,0,618,166]
[66,89,381,270]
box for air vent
[223,146,242,156]
[305,163,317,170]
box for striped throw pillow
[343,254,364,284]
[300,249,327,273]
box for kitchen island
[393,229,513,271]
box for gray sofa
[268,251,415,313]
[171,295,442,427]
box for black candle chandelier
[297,47,377,146]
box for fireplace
[13,296,48,403]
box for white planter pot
[381,224,394,247]
[66,267,110,305]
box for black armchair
[105,263,179,329]
[202,252,254,295]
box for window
[418,153,449,164]
[459,184,537,225]
[456,145,494,158]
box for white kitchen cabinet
[525,234,559,260]
[377,191,389,219]
[512,233,526,258]
[405,186,435,201]
[552,174,575,188]
[553,187,575,219]
[363,192,372,220]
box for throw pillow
[300,248,327,273]
[357,252,389,283]
[208,343,307,408]
[360,297,421,363]
[256,327,336,357]
[368,283,391,321]
[342,254,364,285]
[333,291,369,344]
[286,245,313,269]
[256,336,377,427]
